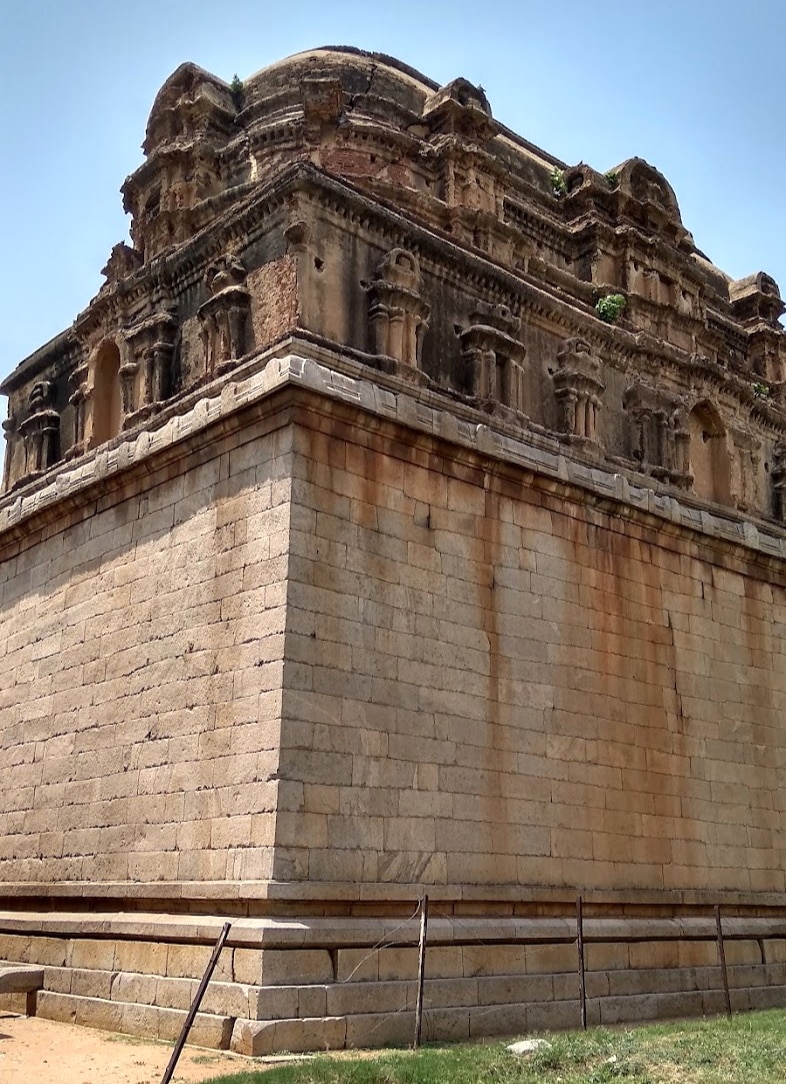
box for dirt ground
[0,1011,303,1083]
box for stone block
[234,948,334,986]
[165,943,233,982]
[423,976,480,1009]
[586,942,630,971]
[113,939,168,976]
[67,940,116,972]
[326,980,416,1017]
[476,973,554,1005]
[377,947,417,981]
[247,984,300,1020]
[231,1015,347,1055]
[335,948,379,982]
[521,943,577,975]
[70,967,114,1000]
[629,942,679,969]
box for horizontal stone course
[4,355,786,1049]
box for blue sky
[1,0,784,373]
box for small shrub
[604,170,619,188]
[550,167,567,198]
[752,381,771,399]
[595,293,626,323]
[230,74,244,109]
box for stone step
[35,989,233,1049]
[0,964,45,1016]
[4,947,786,1054]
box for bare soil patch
[0,1011,277,1083]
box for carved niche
[687,401,732,505]
[18,381,60,476]
[366,249,430,369]
[460,302,526,411]
[198,255,250,378]
[124,311,178,420]
[622,382,690,487]
[551,338,604,446]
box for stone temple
[2,46,786,1053]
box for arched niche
[91,341,122,446]
[688,401,731,504]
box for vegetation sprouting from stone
[230,74,244,109]
[595,293,626,323]
[550,167,567,197]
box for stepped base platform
[2,896,786,1052]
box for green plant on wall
[550,167,567,198]
[230,74,244,109]
[595,293,626,323]
[751,381,771,400]
[604,170,619,188]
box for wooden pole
[715,904,732,1017]
[160,922,232,1084]
[576,895,587,1030]
[413,895,429,1049]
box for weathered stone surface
[2,45,786,1055]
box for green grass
[202,1009,786,1083]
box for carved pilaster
[2,415,16,492]
[119,362,139,416]
[730,428,762,512]
[366,249,430,370]
[124,311,177,423]
[772,443,786,523]
[552,338,605,447]
[67,364,89,457]
[460,302,526,412]
[198,256,250,378]
[623,382,688,485]
[18,381,60,477]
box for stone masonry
[2,48,786,1052]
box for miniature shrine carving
[367,249,430,368]
[198,255,250,377]
[552,338,604,445]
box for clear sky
[1,0,784,375]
